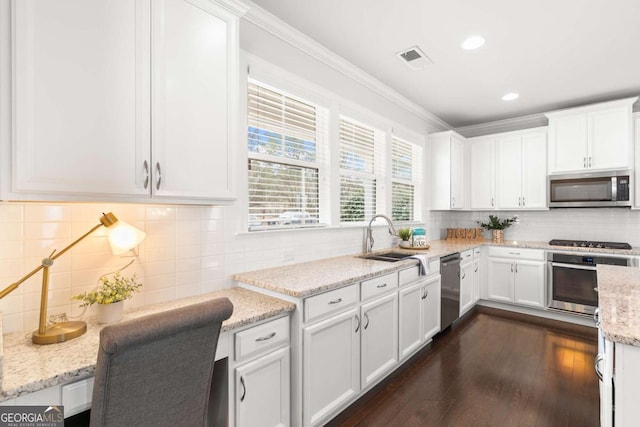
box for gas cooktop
[548,239,632,250]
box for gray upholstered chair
[89,297,233,427]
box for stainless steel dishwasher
[440,253,461,330]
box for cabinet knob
[588,157,592,168]
[363,313,370,330]
[354,314,361,333]
[584,157,587,168]
[240,376,246,402]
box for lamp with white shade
[0,212,146,344]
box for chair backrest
[90,297,233,427]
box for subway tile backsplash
[0,202,399,335]
[10,201,637,336]
[428,208,640,246]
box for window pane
[248,159,319,230]
[248,82,317,162]
[392,138,413,180]
[392,182,414,221]
[340,176,376,223]
[339,119,375,173]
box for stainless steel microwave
[548,170,631,208]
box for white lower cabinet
[303,308,360,427]
[459,260,474,315]
[360,293,398,389]
[235,347,290,427]
[232,318,290,427]
[487,248,545,309]
[473,247,482,303]
[399,273,441,360]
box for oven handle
[550,262,597,271]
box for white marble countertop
[597,265,640,347]
[0,287,295,400]
[234,239,640,298]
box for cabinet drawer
[488,247,544,260]
[304,284,358,323]
[361,272,398,301]
[235,316,289,362]
[398,260,440,286]
[461,249,474,264]
[474,247,482,257]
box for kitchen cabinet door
[513,260,545,308]
[497,136,523,209]
[547,113,588,173]
[235,347,290,427]
[421,275,441,342]
[521,132,547,208]
[589,107,633,171]
[361,293,398,390]
[398,282,423,360]
[459,262,474,316]
[12,0,150,198]
[151,0,237,200]
[487,258,515,303]
[450,135,465,209]
[429,131,466,210]
[473,248,482,303]
[303,308,360,427]
[470,138,496,209]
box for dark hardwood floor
[327,308,599,427]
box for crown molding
[454,113,549,138]
[242,0,452,132]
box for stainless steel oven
[547,252,637,315]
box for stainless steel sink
[359,252,412,262]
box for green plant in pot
[477,215,517,242]
[72,272,142,324]
[397,227,413,248]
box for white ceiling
[249,0,640,128]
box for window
[247,80,326,230]
[391,136,422,221]
[339,117,385,223]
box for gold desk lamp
[0,212,146,345]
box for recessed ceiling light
[502,92,519,101]
[461,36,485,50]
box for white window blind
[339,117,385,223]
[391,136,422,221]
[247,80,326,230]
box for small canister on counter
[412,228,427,247]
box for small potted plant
[72,272,142,324]
[397,227,412,248]
[477,215,517,243]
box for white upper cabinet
[469,137,496,209]
[430,131,465,210]
[6,0,244,203]
[546,97,637,174]
[497,128,547,210]
[11,0,150,198]
[151,0,238,200]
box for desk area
[0,287,294,420]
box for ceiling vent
[396,46,433,71]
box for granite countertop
[234,239,640,299]
[596,265,640,347]
[0,287,295,400]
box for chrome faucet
[364,214,398,253]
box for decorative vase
[492,230,504,243]
[97,301,124,324]
[399,240,412,248]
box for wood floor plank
[327,310,599,427]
